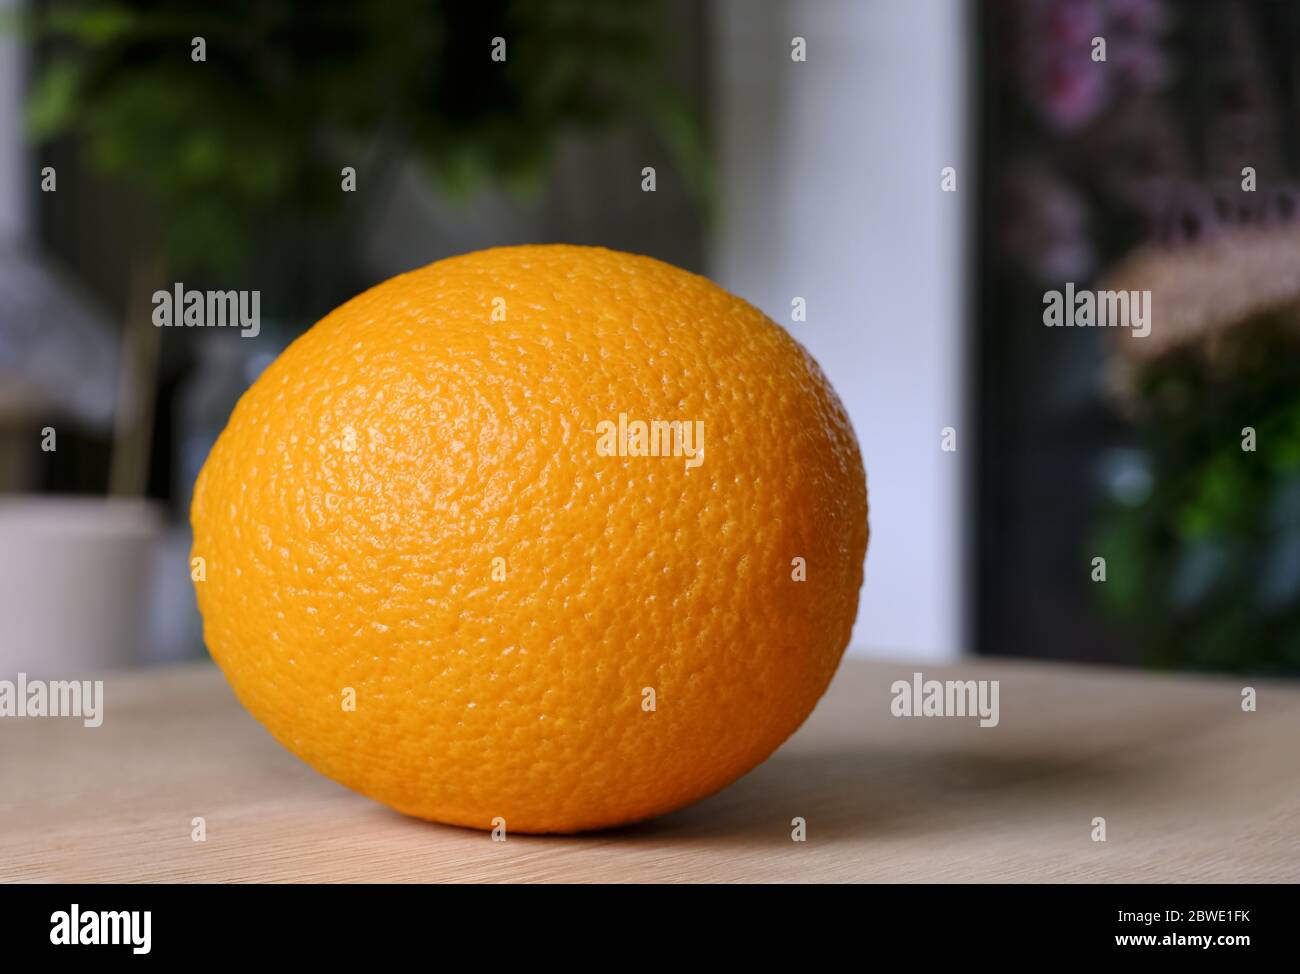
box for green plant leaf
[44,4,136,45]
[25,58,84,140]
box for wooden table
[3,657,1297,883]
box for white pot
[0,497,163,677]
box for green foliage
[1096,318,1300,675]
[18,0,704,272]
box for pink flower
[1037,56,1109,132]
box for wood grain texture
[2,657,1297,883]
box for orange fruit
[191,244,868,833]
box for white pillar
[711,0,969,660]
[0,0,30,241]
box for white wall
[0,0,30,241]
[710,0,968,660]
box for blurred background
[1,0,1298,678]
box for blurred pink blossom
[1001,164,1096,280]
[1037,56,1109,132]
[1014,0,1167,132]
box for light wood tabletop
[2,656,1297,883]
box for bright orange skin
[191,245,868,833]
